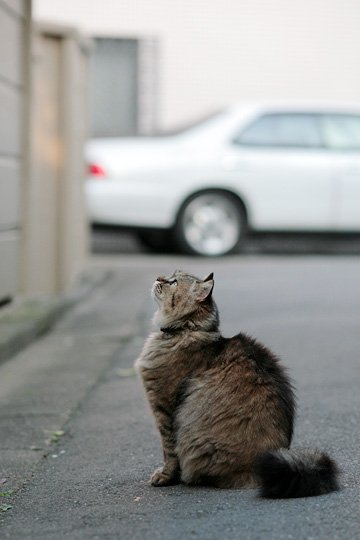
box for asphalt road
[0,253,359,539]
[91,226,360,256]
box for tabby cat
[135,270,338,497]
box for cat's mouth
[152,281,163,301]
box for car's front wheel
[175,191,246,256]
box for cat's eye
[170,279,177,286]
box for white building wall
[33,0,360,129]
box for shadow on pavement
[91,227,360,256]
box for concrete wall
[0,0,31,303]
[0,5,89,302]
[22,24,89,294]
[33,0,360,129]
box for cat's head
[152,270,217,329]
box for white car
[86,102,360,256]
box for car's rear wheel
[175,191,246,256]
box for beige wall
[0,4,89,301]
[34,0,360,129]
[0,0,31,302]
[22,25,89,294]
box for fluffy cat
[135,270,338,497]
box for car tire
[175,191,246,256]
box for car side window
[321,114,360,151]
[233,113,322,149]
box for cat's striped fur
[135,270,338,497]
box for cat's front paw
[150,468,177,487]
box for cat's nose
[156,276,167,283]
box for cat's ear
[203,272,214,282]
[196,277,214,302]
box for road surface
[0,254,359,539]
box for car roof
[228,101,360,115]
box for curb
[0,268,112,366]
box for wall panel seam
[0,225,20,233]
[0,152,21,159]
[0,0,24,20]
[0,74,23,92]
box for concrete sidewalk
[0,262,150,492]
[0,268,111,366]
[0,255,359,539]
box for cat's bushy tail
[255,448,339,498]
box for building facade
[34,0,360,130]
